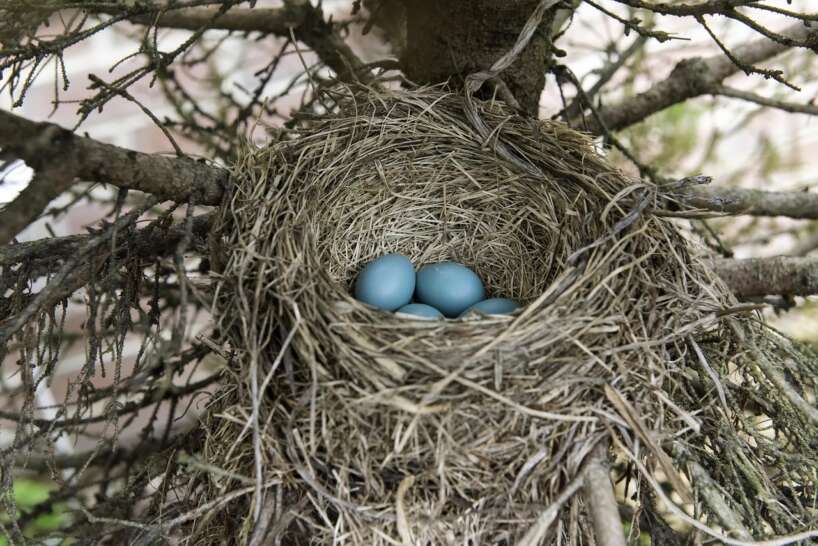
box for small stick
[584,441,626,546]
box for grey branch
[103,1,370,84]
[0,109,228,206]
[713,85,818,116]
[574,22,817,134]
[583,442,626,546]
[0,156,76,246]
[712,256,818,297]
[673,185,818,219]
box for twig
[0,165,76,246]
[562,34,649,119]
[515,469,587,546]
[573,22,817,134]
[583,442,626,546]
[713,85,818,116]
[106,2,372,84]
[612,430,818,546]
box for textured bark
[713,256,818,297]
[0,109,228,205]
[678,185,818,219]
[400,0,554,115]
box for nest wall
[198,86,818,545]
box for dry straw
[199,85,818,545]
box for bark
[583,443,627,546]
[677,185,818,219]
[0,110,228,205]
[399,0,556,115]
[0,162,76,246]
[713,256,818,297]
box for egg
[415,262,485,318]
[396,303,443,319]
[354,253,415,311]
[460,297,520,317]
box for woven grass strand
[197,85,818,545]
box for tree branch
[573,22,817,134]
[672,185,818,220]
[0,109,228,205]
[105,1,371,84]
[583,442,626,546]
[712,256,818,297]
[0,212,213,269]
[0,162,77,246]
[712,85,818,116]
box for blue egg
[460,297,521,317]
[396,303,443,320]
[354,254,415,311]
[415,262,485,318]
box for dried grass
[196,85,818,545]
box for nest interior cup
[212,86,761,545]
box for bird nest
[199,86,818,545]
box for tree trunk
[373,0,555,115]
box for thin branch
[0,110,227,204]
[670,185,818,219]
[0,162,76,245]
[103,2,372,84]
[696,14,795,89]
[573,22,817,134]
[583,442,627,546]
[562,33,648,119]
[713,85,818,116]
[0,372,220,429]
[607,0,774,18]
[0,213,214,269]
[712,256,818,297]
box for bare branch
[712,85,818,116]
[583,442,626,546]
[0,212,214,270]
[712,256,818,297]
[0,110,227,205]
[0,160,76,245]
[608,0,771,18]
[671,185,818,220]
[105,2,371,84]
[573,22,817,134]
